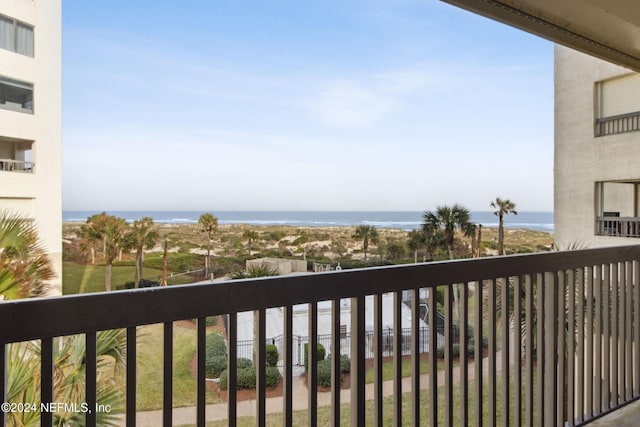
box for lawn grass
[136,323,224,411]
[181,373,531,427]
[62,261,193,294]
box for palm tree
[243,229,259,254]
[83,213,129,291]
[422,204,475,321]
[0,211,53,299]
[491,197,518,255]
[422,204,475,260]
[407,229,425,263]
[78,213,108,264]
[128,217,158,288]
[352,225,379,261]
[7,330,126,427]
[198,213,218,277]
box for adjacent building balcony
[595,111,640,137]
[596,216,640,238]
[2,245,640,426]
[0,158,34,173]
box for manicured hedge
[316,355,350,387]
[265,344,279,367]
[303,343,325,371]
[219,365,281,390]
[206,333,227,357]
[206,355,227,378]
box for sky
[62,0,554,212]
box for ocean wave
[63,211,554,232]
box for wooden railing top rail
[2,245,640,344]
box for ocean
[63,211,554,232]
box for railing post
[86,332,97,427]
[163,322,173,427]
[307,303,318,427]
[543,272,556,426]
[428,286,438,427]
[196,319,206,427]
[1,344,6,427]
[126,326,137,427]
[41,337,54,427]
[350,296,365,426]
[373,293,383,427]
[459,282,469,427]
[488,279,496,427]
[634,260,640,397]
[228,313,238,426]
[393,291,402,427]
[283,307,293,427]
[331,299,341,427]
[255,310,267,427]
[444,284,454,427]
[474,280,483,427]
[411,288,421,427]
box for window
[0,76,33,114]
[595,73,640,136]
[0,14,34,57]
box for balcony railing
[1,245,640,426]
[0,159,34,173]
[596,216,640,238]
[596,111,640,136]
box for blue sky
[62,0,554,212]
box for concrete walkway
[117,357,488,427]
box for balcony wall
[1,246,640,426]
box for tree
[407,229,425,263]
[422,204,475,321]
[422,204,475,260]
[83,213,130,291]
[352,225,378,261]
[387,242,406,261]
[78,213,109,264]
[198,213,218,277]
[491,197,518,255]
[0,211,53,299]
[243,230,259,254]
[128,217,158,288]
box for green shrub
[219,365,281,390]
[237,358,253,369]
[265,366,281,388]
[304,343,326,371]
[206,333,227,357]
[340,354,351,373]
[205,354,227,378]
[206,316,217,326]
[265,344,279,367]
[317,359,334,387]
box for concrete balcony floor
[588,400,640,426]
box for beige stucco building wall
[555,45,640,248]
[0,0,62,293]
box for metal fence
[237,328,443,367]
